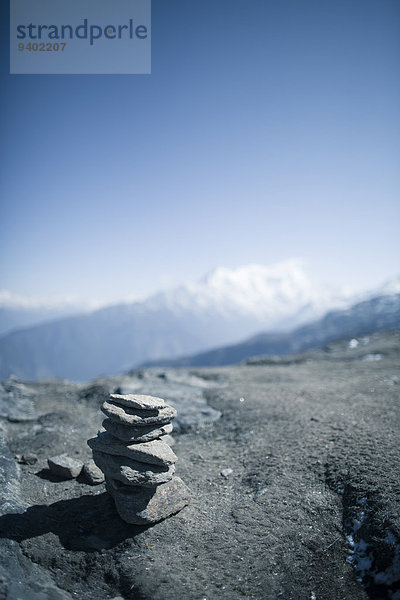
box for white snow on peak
[3,261,399,337]
[373,275,400,296]
[195,259,318,312]
[147,259,353,330]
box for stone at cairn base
[106,477,190,525]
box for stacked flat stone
[87,393,190,524]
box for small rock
[18,453,38,465]
[83,459,105,485]
[220,468,233,478]
[0,380,38,422]
[47,454,83,479]
[79,383,111,404]
[254,487,269,501]
[174,405,221,432]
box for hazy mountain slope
[0,307,60,337]
[0,261,354,381]
[0,304,204,381]
[0,291,95,336]
[145,294,400,367]
[0,305,93,338]
[290,292,400,353]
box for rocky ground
[0,330,399,600]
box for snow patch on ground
[343,496,400,596]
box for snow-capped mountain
[370,275,400,297]
[0,260,397,381]
[144,293,400,368]
[147,259,352,327]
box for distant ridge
[0,261,398,381]
[0,260,351,381]
[141,294,400,368]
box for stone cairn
[87,393,190,525]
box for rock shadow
[0,492,151,552]
[35,467,72,483]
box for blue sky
[1,0,399,304]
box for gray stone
[87,432,177,467]
[106,476,190,524]
[109,393,165,410]
[220,468,233,478]
[92,451,175,487]
[82,459,105,485]
[16,453,38,465]
[47,455,83,479]
[174,404,222,432]
[102,419,173,442]
[0,380,38,423]
[101,400,176,427]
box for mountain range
[0,260,398,381]
[143,293,400,368]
